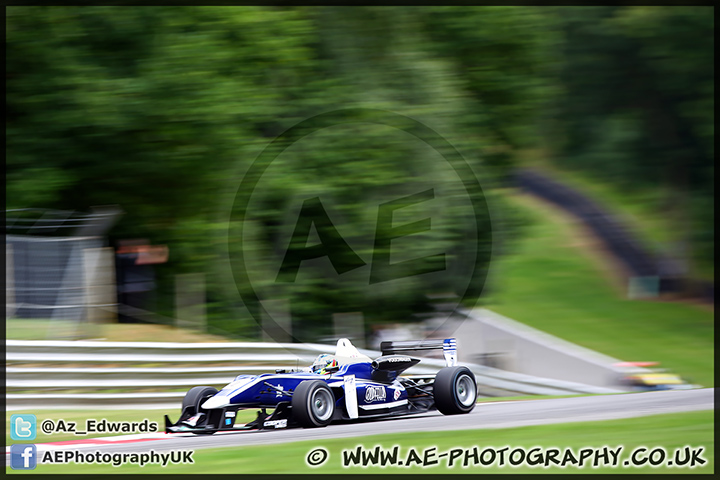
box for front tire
[292,380,335,427]
[433,366,477,415]
[182,386,219,435]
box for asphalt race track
[7,388,714,461]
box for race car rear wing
[380,338,457,367]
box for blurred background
[5,7,713,380]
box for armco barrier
[6,339,623,410]
[514,168,714,302]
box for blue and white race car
[164,338,477,433]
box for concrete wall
[447,308,626,389]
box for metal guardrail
[6,340,622,410]
[514,168,714,302]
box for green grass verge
[5,409,260,446]
[13,409,712,474]
[5,319,237,342]
[481,192,714,386]
[518,150,713,280]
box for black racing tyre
[291,380,335,428]
[182,386,219,435]
[433,366,477,415]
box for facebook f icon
[11,414,36,440]
[11,444,37,470]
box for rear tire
[182,386,219,435]
[433,366,477,415]
[292,380,335,427]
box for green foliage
[6,7,713,339]
[418,7,556,174]
[6,7,501,339]
[543,6,713,267]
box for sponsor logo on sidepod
[365,386,386,402]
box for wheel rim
[455,374,476,407]
[311,388,333,421]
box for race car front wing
[164,402,296,434]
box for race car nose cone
[201,395,229,410]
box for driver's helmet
[311,354,339,374]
